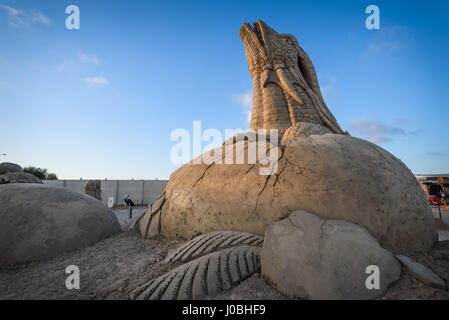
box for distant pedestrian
[124,194,135,207]
[441,191,447,207]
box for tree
[46,173,58,180]
[23,167,58,180]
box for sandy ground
[432,207,449,222]
[114,207,148,227]
[0,232,180,299]
[433,207,449,241]
[382,248,449,300]
[0,230,282,300]
[0,212,448,300]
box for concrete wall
[43,179,168,206]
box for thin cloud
[232,90,252,123]
[57,52,100,72]
[321,83,336,95]
[350,118,405,136]
[232,90,252,108]
[85,77,109,87]
[410,129,423,136]
[1,4,26,27]
[79,52,100,65]
[33,12,51,26]
[361,25,412,58]
[349,117,423,144]
[244,110,252,123]
[394,115,407,125]
[349,118,408,144]
[426,151,443,157]
[57,58,74,72]
[320,75,337,101]
[1,4,22,16]
[365,41,406,53]
[0,5,51,28]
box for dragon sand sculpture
[239,21,345,135]
[130,21,438,300]
[135,21,436,255]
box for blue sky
[1,0,448,179]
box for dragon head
[239,20,345,135]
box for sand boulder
[0,162,23,175]
[0,172,43,184]
[84,180,102,200]
[139,128,436,253]
[0,184,121,265]
[261,210,401,299]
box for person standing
[441,191,447,207]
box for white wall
[43,179,167,206]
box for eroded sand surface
[0,226,448,300]
[0,232,180,299]
[0,231,282,300]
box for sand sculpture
[135,21,436,255]
[239,21,346,136]
[0,184,120,266]
[0,162,42,184]
[84,180,102,201]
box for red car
[429,196,441,204]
